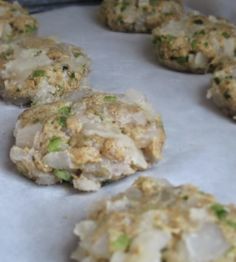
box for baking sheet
[1,3,236,262]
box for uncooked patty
[100,0,183,33]
[207,59,236,120]
[0,1,37,42]
[72,176,236,262]
[0,36,90,106]
[10,90,165,191]
[152,11,236,73]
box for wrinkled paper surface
[1,3,236,262]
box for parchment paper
[1,3,236,262]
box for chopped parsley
[175,56,188,65]
[111,234,131,251]
[58,116,67,128]
[117,15,124,24]
[153,35,175,45]
[34,50,42,57]
[48,137,63,152]
[32,69,46,78]
[193,30,206,36]
[62,65,69,71]
[226,220,236,229]
[74,52,82,58]
[193,19,204,25]
[223,90,231,100]
[153,36,162,45]
[182,195,189,201]
[53,169,72,182]
[104,95,117,102]
[150,0,159,5]
[191,40,198,49]
[25,24,37,34]
[70,72,76,79]
[211,203,228,220]
[58,106,71,128]
[214,77,221,85]
[120,2,129,12]
[222,32,231,39]
[59,106,71,116]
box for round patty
[72,176,236,262]
[0,36,90,106]
[100,0,183,33]
[0,0,37,42]
[207,59,236,120]
[10,90,165,191]
[152,11,236,73]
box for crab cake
[152,11,236,73]
[0,1,37,42]
[10,90,165,191]
[0,36,90,106]
[207,59,236,120]
[71,176,236,262]
[100,0,183,33]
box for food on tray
[0,0,38,42]
[100,0,183,33]
[10,90,165,191]
[207,59,236,120]
[72,176,236,262]
[152,11,236,73]
[0,36,90,106]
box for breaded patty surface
[207,59,236,120]
[101,0,183,33]
[0,0,37,41]
[10,90,165,191]
[72,176,236,262]
[0,36,90,106]
[152,11,236,73]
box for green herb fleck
[111,234,131,251]
[62,65,69,71]
[59,106,71,116]
[165,35,175,43]
[58,106,71,127]
[32,69,45,78]
[117,15,124,24]
[48,137,63,152]
[104,95,117,102]
[223,90,231,100]
[53,169,72,182]
[34,50,42,57]
[191,40,198,49]
[0,48,14,60]
[150,0,158,5]
[153,36,162,45]
[193,19,204,25]
[226,220,236,229]
[25,24,37,34]
[74,52,82,58]
[211,203,228,220]
[70,72,76,79]
[164,12,174,17]
[214,77,221,85]
[222,32,231,39]
[182,195,189,201]
[57,116,67,128]
[204,42,209,47]
[194,30,206,36]
[175,56,188,65]
[120,2,129,12]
